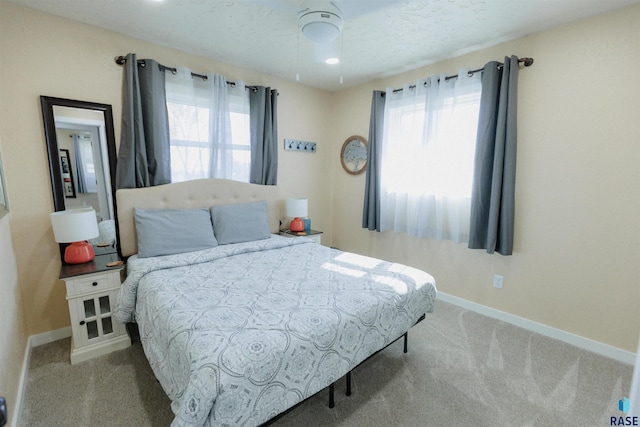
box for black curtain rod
[114,55,257,92]
[391,57,534,94]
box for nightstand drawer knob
[92,281,98,286]
[79,320,85,326]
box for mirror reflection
[41,96,118,253]
[53,105,113,221]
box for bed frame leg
[329,383,335,408]
[404,332,408,353]
[346,371,352,396]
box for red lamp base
[64,241,95,264]
[290,217,304,232]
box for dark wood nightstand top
[280,229,323,237]
[59,251,123,279]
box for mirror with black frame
[41,96,118,254]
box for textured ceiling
[7,0,640,91]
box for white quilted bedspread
[114,235,436,426]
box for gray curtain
[362,91,386,231]
[115,53,171,189]
[249,87,278,185]
[72,134,87,194]
[468,56,519,255]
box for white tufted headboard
[116,178,281,257]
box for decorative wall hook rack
[284,139,317,153]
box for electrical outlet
[493,274,504,289]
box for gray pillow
[134,208,218,258]
[210,201,271,245]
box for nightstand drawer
[65,271,120,297]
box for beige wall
[329,5,640,353]
[0,4,28,419]
[0,2,638,416]
[0,208,26,422]
[0,1,333,335]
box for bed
[113,178,437,426]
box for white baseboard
[11,327,71,427]
[29,326,71,348]
[437,292,636,365]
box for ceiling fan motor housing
[299,10,344,44]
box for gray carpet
[20,300,633,426]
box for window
[76,135,97,193]
[380,70,482,242]
[165,69,250,183]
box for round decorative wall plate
[340,135,368,175]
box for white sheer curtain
[380,69,482,242]
[74,135,97,193]
[73,134,87,193]
[165,67,250,182]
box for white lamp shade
[50,208,99,243]
[286,198,308,218]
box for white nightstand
[60,251,130,364]
[279,229,323,245]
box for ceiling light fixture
[296,4,345,83]
[299,9,343,44]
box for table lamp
[50,208,100,264]
[286,198,308,232]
